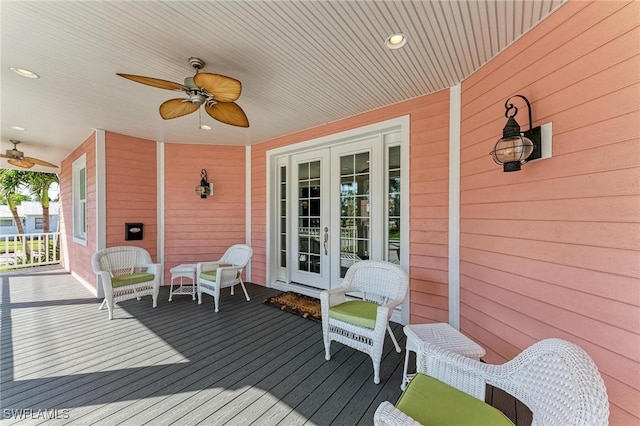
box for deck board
[1,268,406,425]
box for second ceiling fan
[117,57,249,128]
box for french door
[290,150,331,288]
[268,117,408,320]
[285,136,385,290]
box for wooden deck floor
[1,267,407,425]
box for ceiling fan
[117,57,249,128]
[1,140,57,169]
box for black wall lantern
[490,95,543,172]
[195,168,213,198]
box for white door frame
[265,115,411,324]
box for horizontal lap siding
[250,93,450,323]
[105,132,157,258]
[409,91,451,323]
[164,143,246,284]
[459,1,640,424]
[59,132,97,291]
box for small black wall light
[490,94,544,172]
[195,169,213,199]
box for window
[387,145,401,264]
[35,217,44,229]
[72,155,87,243]
[0,219,13,227]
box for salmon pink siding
[458,1,639,423]
[105,132,157,259]
[59,132,97,290]
[163,143,246,284]
[408,90,451,323]
[249,93,451,324]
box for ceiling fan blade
[23,157,58,168]
[0,153,12,159]
[7,158,34,169]
[205,102,249,128]
[194,73,242,102]
[117,73,188,92]
[159,99,200,120]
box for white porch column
[95,129,106,298]
[157,141,165,285]
[245,145,252,281]
[448,84,461,330]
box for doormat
[263,292,322,323]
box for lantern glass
[491,135,534,165]
[195,184,211,197]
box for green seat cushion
[328,300,379,329]
[200,269,241,282]
[396,374,515,426]
[111,272,155,288]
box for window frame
[34,216,44,230]
[72,155,87,244]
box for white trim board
[448,84,461,330]
[245,145,252,282]
[157,140,165,286]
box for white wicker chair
[91,246,161,320]
[374,338,610,425]
[320,260,409,384]
[197,244,253,312]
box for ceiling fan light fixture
[189,93,207,105]
[118,57,249,127]
[1,140,57,169]
[10,67,39,78]
[385,33,407,49]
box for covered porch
[1,1,637,423]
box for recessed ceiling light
[10,67,40,79]
[200,124,212,130]
[385,33,407,49]
[10,125,26,131]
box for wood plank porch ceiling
[1,1,565,170]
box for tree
[0,191,29,205]
[0,169,29,234]
[0,169,31,257]
[26,172,59,233]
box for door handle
[323,227,328,255]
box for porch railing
[0,232,61,270]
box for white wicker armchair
[320,260,409,384]
[91,246,161,320]
[374,338,609,426]
[197,244,253,312]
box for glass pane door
[339,152,370,278]
[290,150,330,288]
[297,161,321,274]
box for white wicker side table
[169,264,197,301]
[401,322,485,390]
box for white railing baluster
[0,232,61,270]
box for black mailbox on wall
[125,223,144,241]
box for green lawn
[0,239,50,253]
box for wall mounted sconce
[490,94,552,172]
[195,169,213,199]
